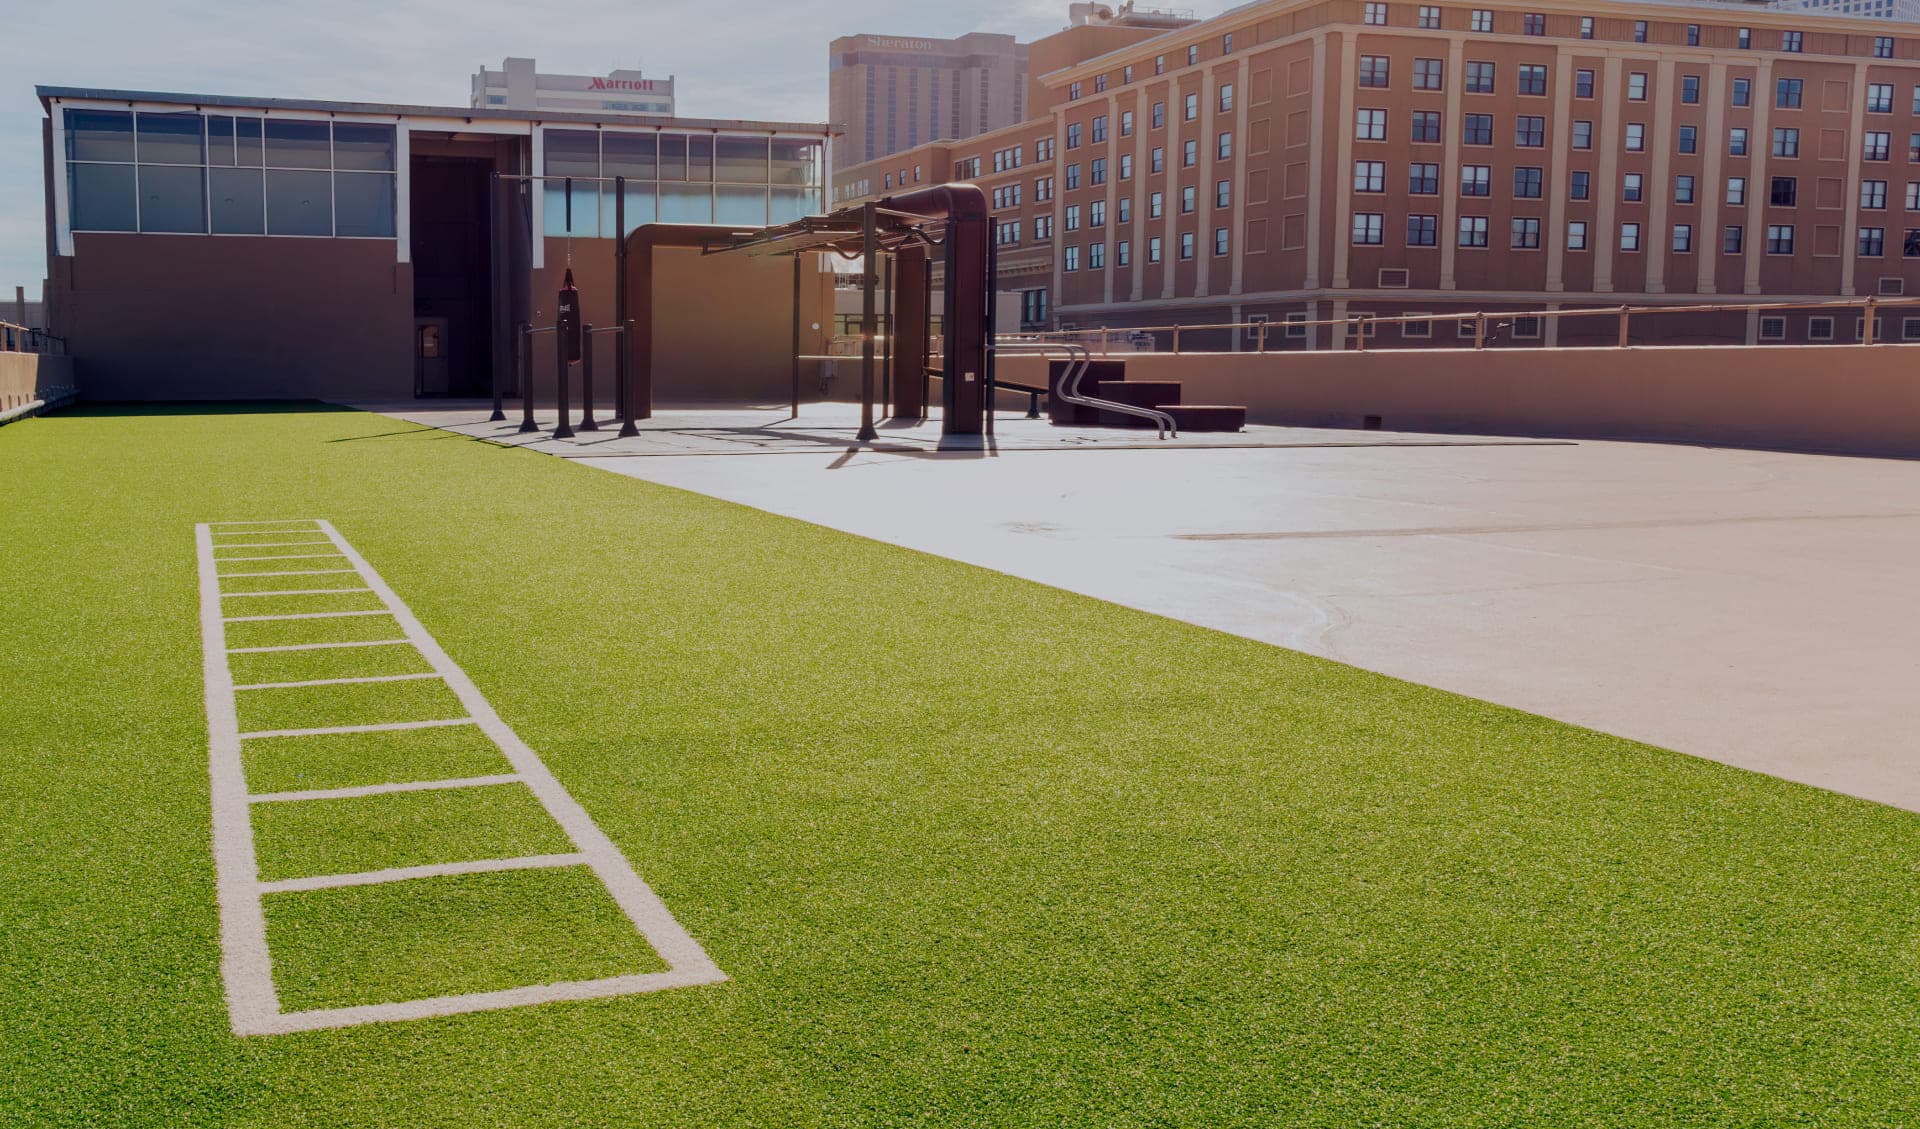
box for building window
[1179,231,1195,258]
[1223,31,1234,51]
[1118,196,1131,222]
[1766,224,1795,254]
[1411,111,1443,143]
[1067,123,1082,149]
[1034,214,1053,239]
[1687,24,1700,46]
[1466,61,1496,94]
[1623,173,1643,202]
[1513,166,1543,198]
[1461,164,1490,196]
[1875,36,1894,60]
[1218,133,1233,160]
[1511,216,1541,248]
[1575,69,1594,99]
[1620,222,1641,251]
[1738,27,1751,50]
[1066,163,1081,189]
[1155,55,1166,76]
[1515,116,1545,148]
[1117,240,1130,266]
[1414,58,1444,91]
[1567,220,1588,250]
[1628,73,1648,102]
[1809,315,1834,339]
[1733,78,1751,107]
[1148,236,1162,261]
[1580,16,1594,39]
[1633,20,1648,43]
[1220,84,1235,112]
[1355,159,1385,192]
[1863,179,1888,209]
[1471,9,1493,32]
[1776,78,1803,109]
[1183,139,1198,166]
[1728,177,1746,205]
[1866,132,1892,162]
[1409,162,1439,193]
[1089,241,1105,268]
[1869,84,1895,115]
[1151,147,1164,173]
[1091,116,1108,143]
[1911,133,1920,161]
[1625,124,1645,152]
[1094,74,1108,94]
[1402,315,1432,338]
[1458,215,1489,246]
[1672,224,1693,252]
[1731,128,1749,156]
[1069,82,1082,101]
[1214,227,1230,255]
[1152,102,1165,129]
[1357,108,1388,140]
[1217,179,1231,207]
[1418,5,1441,28]
[1120,153,1133,179]
[1184,93,1199,121]
[1518,65,1547,97]
[1909,229,1920,256]
[1188,45,1199,66]
[1681,76,1700,105]
[1181,185,1196,213]
[1759,316,1786,341]
[1771,177,1796,206]
[1124,64,1135,84]
[1678,126,1697,155]
[1572,121,1593,150]
[1570,170,1589,200]
[1724,225,1743,254]
[1782,31,1802,53]
[1407,213,1438,245]
[1037,138,1055,160]
[1523,12,1545,35]
[1064,244,1080,270]
[1861,227,1886,256]
[1065,204,1081,230]
[1772,128,1798,158]
[1091,157,1107,185]
[1036,176,1054,201]
[1907,182,1920,210]
[1675,175,1694,204]
[1149,191,1164,218]
[1121,110,1134,136]
[1020,289,1048,326]
[1364,1,1388,24]
[1463,113,1493,145]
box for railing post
[1474,313,1487,350]
[1352,316,1367,352]
[553,322,574,439]
[1863,296,1878,346]
[1257,321,1267,353]
[578,323,598,431]
[1617,304,1630,348]
[518,323,537,433]
[1173,325,1182,354]
[1100,326,1110,354]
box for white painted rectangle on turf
[196,519,726,1036]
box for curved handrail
[995,338,1177,439]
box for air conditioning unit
[1878,277,1905,296]
[1377,267,1410,288]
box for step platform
[1160,404,1247,432]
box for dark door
[410,157,493,397]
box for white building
[471,58,675,116]
[1772,0,1920,19]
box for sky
[0,0,1227,301]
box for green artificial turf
[264,867,665,1011]
[241,724,514,795]
[2,403,1917,1127]
[232,676,469,734]
[249,782,570,882]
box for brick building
[833,0,1920,347]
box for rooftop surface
[382,402,1920,811]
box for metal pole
[985,232,998,437]
[553,318,574,439]
[488,171,505,421]
[619,319,637,436]
[579,323,597,430]
[922,255,934,416]
[790,254,802,419]
[858,202,878,442]
[1474,314,1487,350]
[518,323,537,432]
[882,251,894,420]
[613,175,628,431]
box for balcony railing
[1,320,65,355]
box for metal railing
[1,321,64,355]
[996,339,1176,438]
[1033,294,1920,354]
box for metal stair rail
[994,338,1177,439]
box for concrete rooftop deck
[375,402,1920,812]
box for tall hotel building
[829,33,1030,165]
[834,0,1920,347]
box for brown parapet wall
[995,346,1920,459]
[0,353,77,421]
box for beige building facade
[834,0,1920,345]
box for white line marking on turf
[196,519,726,1036]
[221,588,375,598]
[210,540,336,548]
[238,718,475,740]
[257,852,588,894]
[234,672,442,692]
[223,609,392,623]
[248,773,523,804]
[215,554,348,562]
[227,638,412,655]
[209,519,322,526]
[217,569,360,579]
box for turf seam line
[226,638,413,655]
[257,852,588,894]
[233,672,444,691]
[223,609,394,623]
[247,773,525,804]
[196,519,727,1036]
[221,588,376,598]
[238,718,476,740]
